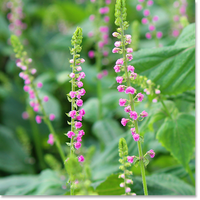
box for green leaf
[130,23,195,95]
[132,173,195,195]
[156,113,195,169]
[81,98,110,123]
[0,125,34,173]
[94,174,124,195]
[92,119,124,147]
[1,169,66,195]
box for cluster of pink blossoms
[112,33,149,143]
[16,58,55,125]
[171,0,188,37]
[66,58,86,163]
[88,0,111,78]
[6,0,27,36]
[136,0,163,42]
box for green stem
[187,164,195,186]
[29,108,46,170]
[159,96,172,119]
[121,21,148,196]
[31,83,66,164]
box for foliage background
[0,0,195,195]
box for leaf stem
[187,164,195,186]
[159,95,172,119]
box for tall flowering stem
[113,0,156,195]
[10,35,66,165]
[66,27,86,195]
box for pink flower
[104,16,110,22]
[43,96,49,102]
[114,65,121,72]
[120,183,125,187]
[69,110,76,118]
[80,58,85,63]
[79,108,85,116]
[112,32,119,37]
[78,130,85,137]
[88,50,95,58]
[89,14,95,21]
[78,155,84,162]
[125,86,135,94]
[153,15,159,22]
[124,105,131,113]
[105,0,111,4]
[69,91,76,98]
[156,31,163,39]
[127,54,133,61]
[79,72,86,79]
[146,32,152,39]
[88,32,93,37]
[131,73,137,80]
[76,99,83,107]
[31,68,37,74]
[137,93,144,102]
[102,70,108,76]
[116,58,124,65]
[143,9,150,16]
[30,101,35,107]
[140,110,148,118]
[98,41,104,48]
[127,156,134,163]
[37,82,43,88]
[116,76,123,84]
[79,88,86,97]
[131,128,136,135]
[99,7,109,14]
[100,26,109,33]
[152,98,157,103]
[155,89,161,94]
[133,133,140,141]
[77,81,83,88]
[22,111,29,120]
[172,29,179,37]
[70,73,75,78]
[127,48,133,53]
[35,115,42,124]
[114,41,121,47]
[33,106,39,112]
[173,15,179,22]
[148,149,155,158]
[74,142,81,149]
[47,134,54,145]
[49,114,55,121]
[121,118,129,126]
[125,187,131,193]
[147,0,154,6]
[180,6,186,15]
[23,85,30,92]
[76,136,82,142]
[136,4,143,11]
[76,115,82,121]
[25,79,31,85]
[97,73,103,79]
[76,66,82,71]
[149,25,155,31]
[117,85,125,92]
[130,111,138,120]
[67,131,75,138]
[75,121,82,129]
[119,98,126,106]
[141,18,148,24]
[127,65,135,72]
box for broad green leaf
[156,113,195,169]
[94,174,124,195]
[2,169,66,195]
[81,98,110,123]
[91,132,138,180]
[130,24,195,95]
[92,118,124,147]
[0,125,34,173]
[132,173,195,195]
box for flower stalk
[113,0,156,195]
